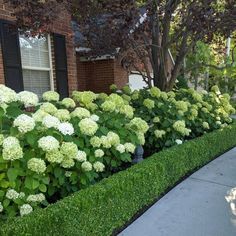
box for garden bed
[1,122,236,236]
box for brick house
[0,1,128,98]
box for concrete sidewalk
[119,147,236,236]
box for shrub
[0,85,148,218]
[109,85,235,153]
[1,122,236,236]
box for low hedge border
[1,122,236,236]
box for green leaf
[7,168,18,182]
[6,105,22,118]
[0,180,9,188]
[54,167,62,178]
[39,184,47,193]
[42,176,50,185]
[25,177,39,190]
[3,199,10,208]
[0,173,6,181]
[26,132,37,146]
[0,107,5,118]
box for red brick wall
[76,57,128,94]
[0,1,78,95]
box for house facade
[0,1,128,98]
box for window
[19,34,53,97]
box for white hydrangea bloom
[32,110,48,122]
[95,149,104,158]
[6,189,19,200]
[0,85,17,104]
[26,193,45,203]
[40,102,58,115]
[2,137,23,161]
[27,158,46,174]
[61,98,76,109]
[42,91,60,102]
[70,107,91,119]
[90,114,100,122]
[116,144,126,153]
[74,150,87,162]
[79,118,98,136]
[175,139,183,145]
[65,171,72,177]
[57,122,74,136]
[54,109,71,122]
[13,114,35,133]
[20,204,33,216]
[81,161,93,171]
[93,161,105,172]
[124,143,136,154]
[38,136,60,152]
[17,91,39,108]
[19,192,26,199]
[42,115,60,129]
[0,202,3,212]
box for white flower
[57,122,74,136]
[40,102,57,115]
[124,143,136,154]
[70,107,91,119]
[95,149,104,158]
[79,118,98,136]
[38,136,60,152]
[42,115,60,129]
[2,137,23,161]
[19,192,25,199]
[27,158,46,174]
[61,98,76,109]
[65,171,72,177]
[27,193,45,203]
[6,189,19,200]
[13,114,35,133]
[116,144,126,153]
[32,110,48,122]
[90,114,100,122]
[20,204,33,216]
[74,150,87,162]
[81,161,93,171]
[0,85,17,104]
[17,91,39,108]
[175,139,183,145]
[0,202,3,212]
[93,161,105,172]
[42,91,60,102]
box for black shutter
[53,33,69,98]
[0,20,23,92]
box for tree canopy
[5,0,236,90]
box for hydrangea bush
[0,85,147,219]
[109,85,235,154]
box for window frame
[20,34,54,91]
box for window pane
[19,35,50,68]
[23,70,51,97]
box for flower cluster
[42,91,60,102]
[2,137,23,161]
[13,114,35,133]
[18,91,39,108]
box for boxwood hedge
[1,122,236,236]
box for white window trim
[21,34,54,91]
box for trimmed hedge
[1,123,236,236]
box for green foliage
[112,85,235,153]
[1,122,236,236]
[0,86,146,218]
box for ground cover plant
[0,84,234,219]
